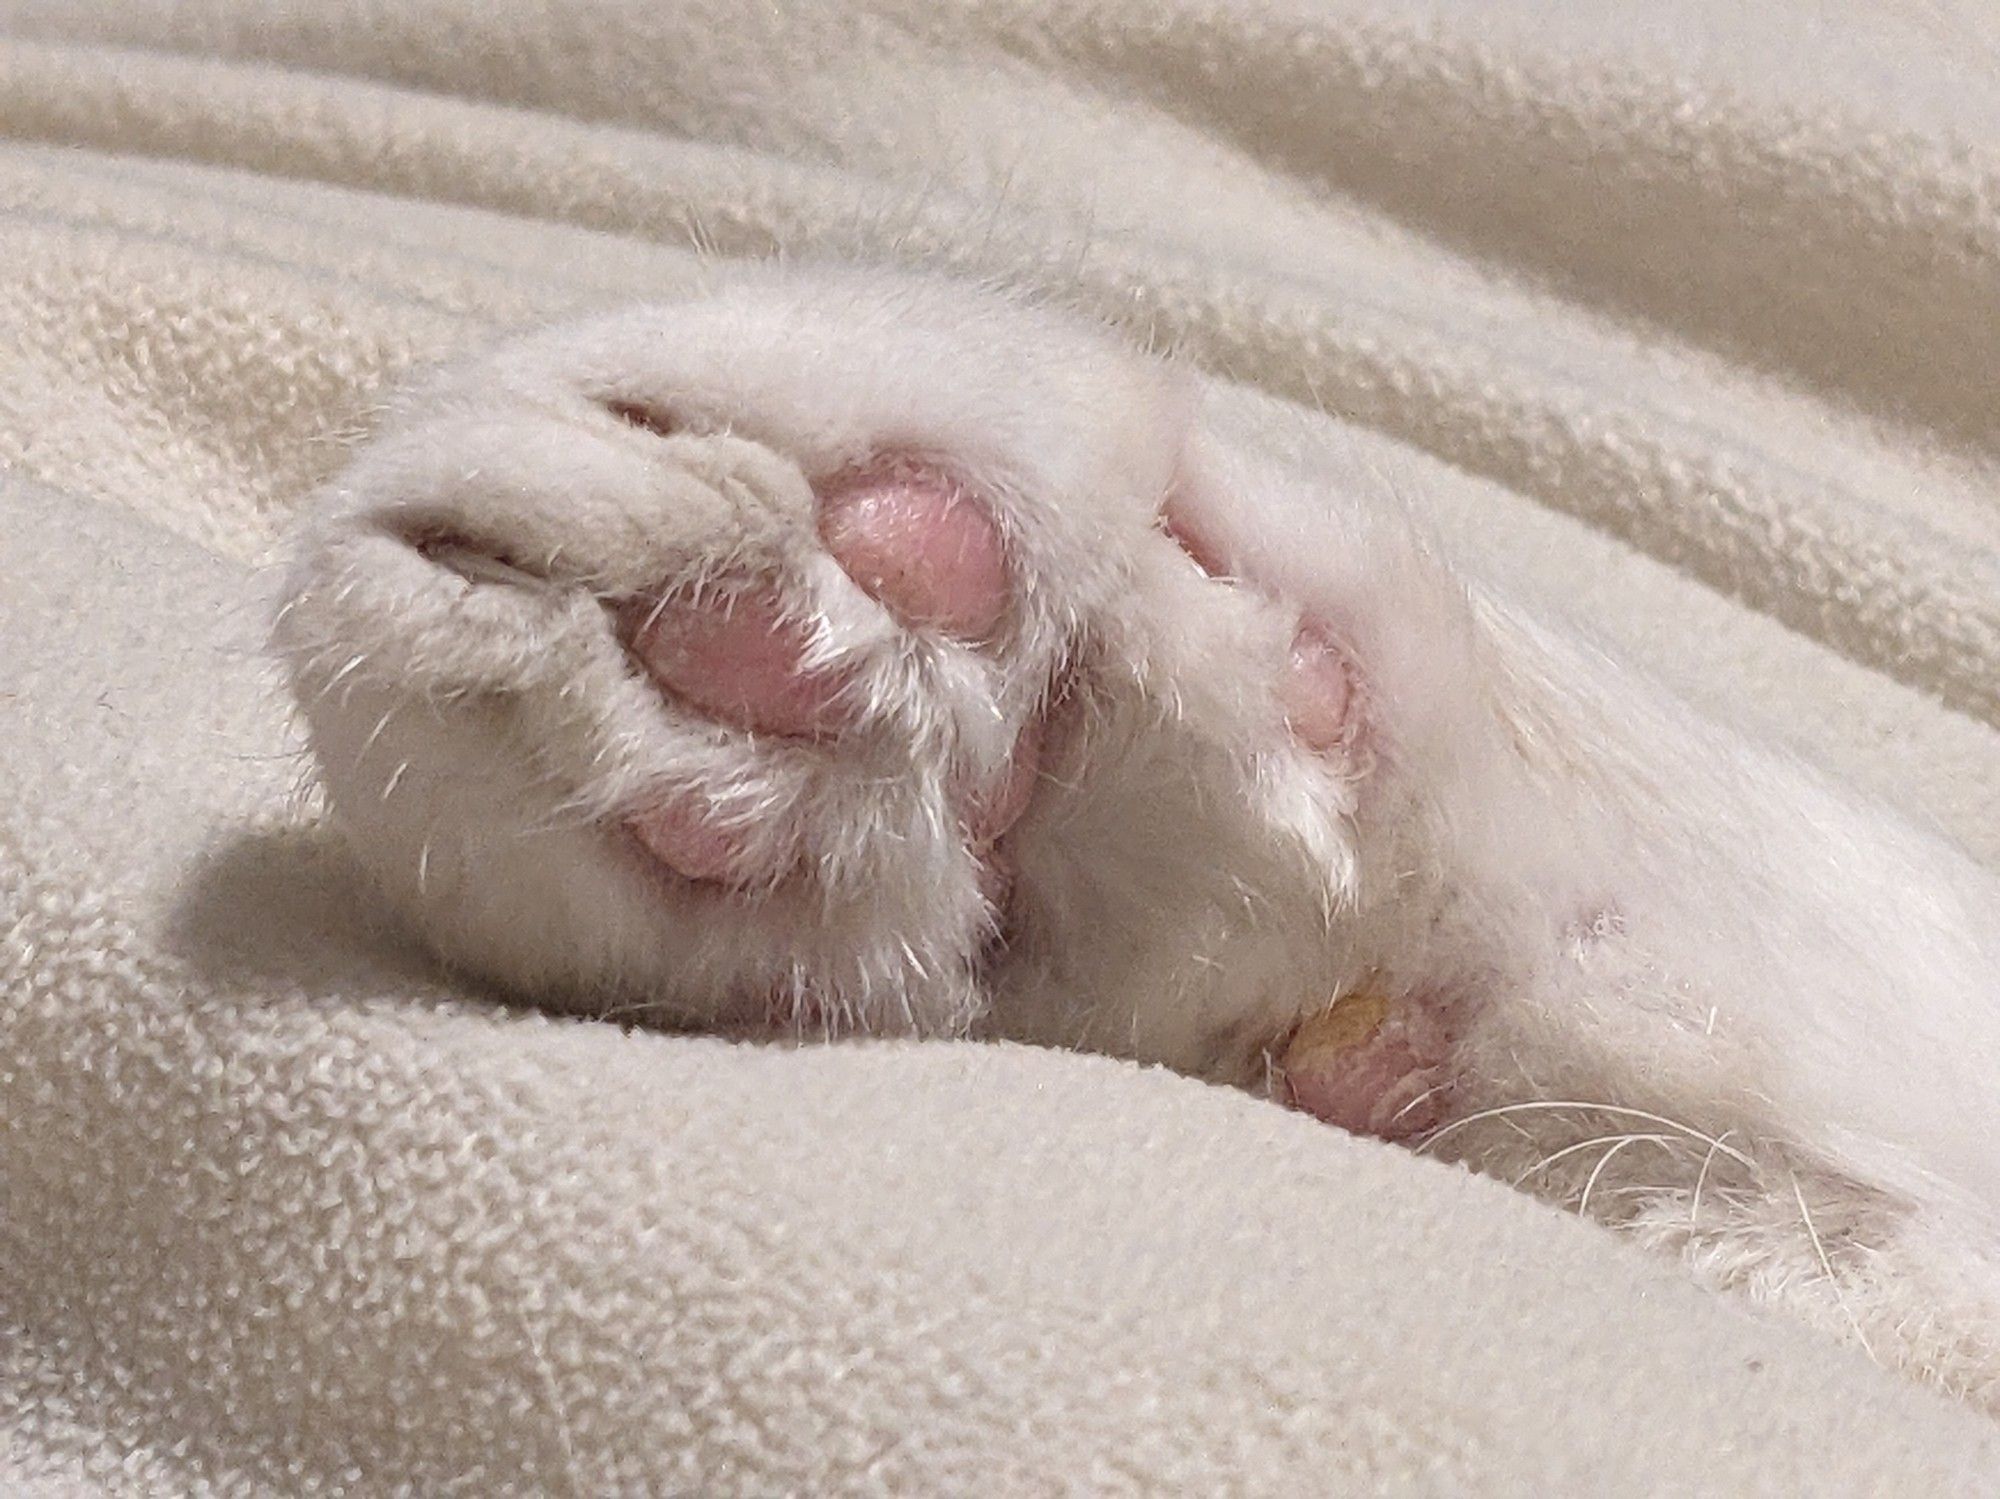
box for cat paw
[278,269,1383,1049]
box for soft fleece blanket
[3,0,1999,1491]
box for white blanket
[3,0,1999,1489]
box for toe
[960,716,1045,847]
[1162,502,1359,756]
[627,586,852,738]
[818,461,1010,639]
[1277,621,1354,752]
[627,793,756,885]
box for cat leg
[279,268,1996,1209]
[277,267,2000,1409]
[1056,394,2000,1405]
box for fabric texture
[2,0,1998,1490]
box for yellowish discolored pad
[1286,990,1390,1065]
[1280,988,1456,1141]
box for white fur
[277,264,2000,1409]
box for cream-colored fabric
[2,0,1998,1490]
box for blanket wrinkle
[1,21,1997,726]
[3,0,1999,1490]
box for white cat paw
[278,269,1376,1057]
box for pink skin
[1280,1002,1456,1143]
[1163,508,1354,752]
[627,794,755,885]
[621,460,1026,889]
[1278,624,1354,752]
[618,455,1441,1131]
[628,589,852,738]
[819,462,1011,639]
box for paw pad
[817,460,1010,638]
[626,587,853,739]
[1280,990,1455,1141]
[615,458,1037,891]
